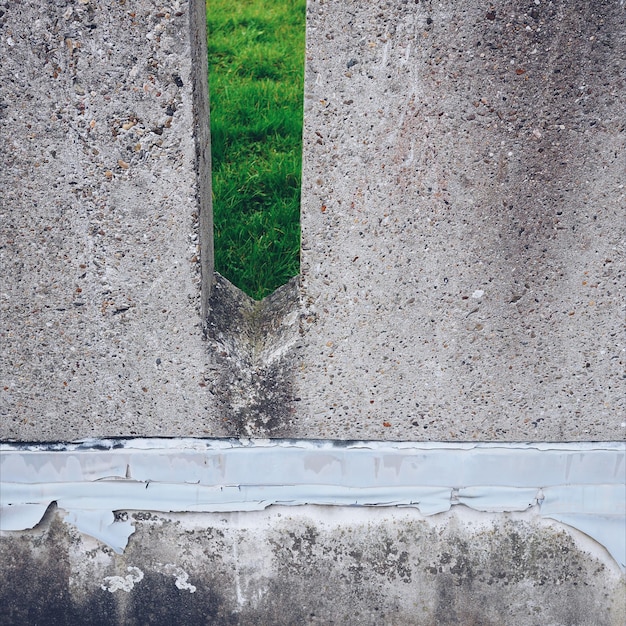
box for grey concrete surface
[1,504,624,626]
[0,0,219,439]
[1,0,625,442]
[294,0,626,440]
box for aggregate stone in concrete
[293,0,625,441]
[0,0,218,439]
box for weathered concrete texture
[0,1,220,439]
[296,0,625,440]
[0,505,624,625]
[2,0,625,443]
[206,275,301,437]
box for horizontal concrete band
[1,439,624,568]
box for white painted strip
[1,440,624,569]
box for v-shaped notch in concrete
[205,274,302,437]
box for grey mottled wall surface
[1,506,624,626]
[1,1,624,624]
[1,0,624,441]
[294,0,625,441]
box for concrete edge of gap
[1,438,624,571]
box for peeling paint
[1,440,624,570]
[156,564,197,593]
[101,566,144,593]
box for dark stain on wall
[123,571,236,626]
[0,510,117,625]
[0,508,623,625]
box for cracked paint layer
[1,439,624,569]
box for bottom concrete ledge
[1,439,624,624]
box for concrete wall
[0,0,220,440]
[294,0,625,441]
[2,0,624,442]
[1,0,625,624]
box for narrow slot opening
[206,0,306,301]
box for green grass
[207,0,306,300]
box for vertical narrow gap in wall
[190,0,214,318]
[206,0,306,301]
